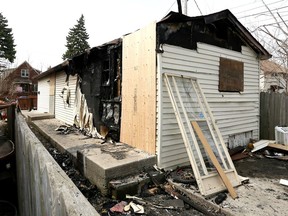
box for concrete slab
[22,110,54,121]
[27,117,156,196]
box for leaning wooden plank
[191,121,238,199]
[268,143,288,152]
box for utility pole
[181,0,188,15]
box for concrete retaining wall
[15,113,99,216]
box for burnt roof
[158,10,271,60]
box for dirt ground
[223,155,288,216]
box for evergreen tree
[62,14,90,60]
[0,12,16,68]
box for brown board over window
[219,58,244,92]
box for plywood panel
[120,22,157,154]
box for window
[21,69,29,78]
[219,57,244,92]
[20,83,29,92]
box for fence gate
[163,73,240,197]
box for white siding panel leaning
[157,43,260,170]
[55,72,77,125]
[37,78,50,113]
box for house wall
[55,72,77,125]
[37,73,56,114]
[120,22,157,154]
[263,73,286,92]
[3,62,39,94]
[157,43,260,170]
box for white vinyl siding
[37,78,50,113]
[55,72,77,125]
[157,43,260,170]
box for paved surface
[22,110,156,195]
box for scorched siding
[157,43,260,170]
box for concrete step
[77,142,156,196]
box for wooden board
[268,143,288,152]
[192,121,238,199]
[120,22,157,154]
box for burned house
[36,10,270,173]
[35,39,122,140]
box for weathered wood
[168,179,235,216]
[191,121,238,199]
[260,92,288,140]
[268,143,288,152]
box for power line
[234,0,285,15]
[250,19,288,32]
[229,0,263,10]
[193,0,203,15]
[165,0,177,15]
[245,13,288,25]
[238,5,288,19]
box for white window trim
[21,69,29,78]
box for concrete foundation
[24,111,156,196]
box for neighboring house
[36,10,270,170]
[0,61,40,110]
[260,60,288,92]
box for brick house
[0,61,40,110]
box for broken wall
[67,40,122,140]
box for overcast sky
[1,0,287,71]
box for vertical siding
[37,78,50,113]
[157,43,260,170]
[55,72,77,125]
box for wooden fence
[260,92,288,140]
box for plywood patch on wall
[120,21,157,154]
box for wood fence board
[260,92,288,140]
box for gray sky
[1,0,287,71]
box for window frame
[21,69,29,78]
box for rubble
[31,121,288,216]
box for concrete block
[77,145,156,196]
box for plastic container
[275,126,288,145]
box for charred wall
[67,40,122,140]
[157,19,245,53]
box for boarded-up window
[219,58,244,92]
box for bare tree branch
[261,0,288,37]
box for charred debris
[59,39,122,141]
